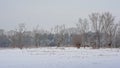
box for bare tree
[76,18,89,48]
[9,30,17,48]
[89,13,103,48]
[116,22,120,47]
[100,12,117,47]
[54,25,66,47]
[72,34,82,48]
[0,29,9,47]
[89,12,118,48]
[14,23,26,49]
[33,25,41,47]
[107,24,118,48]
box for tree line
[0,12,120,49]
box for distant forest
[0,12,120,49]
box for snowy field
[0,47,120,68]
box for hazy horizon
[0,0,120,31]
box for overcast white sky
[0,0,120,31]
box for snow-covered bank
[0,47,120,68]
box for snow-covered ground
[0,47,120,68]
